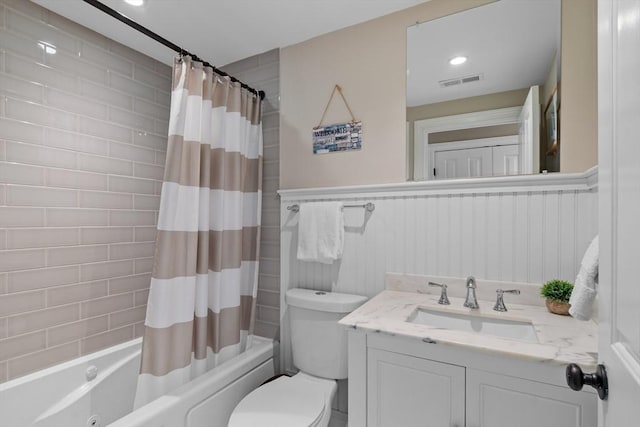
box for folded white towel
[569,235,599,321]
[296,202,344,264]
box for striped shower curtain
[134,57,263,407]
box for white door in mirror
[518,85,540,174]
[432,136,520,179]
[434,146,493,179]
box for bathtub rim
[0,335,274,392]
[0,337,142,392]
[109,335,275,426]
[0,335,275,427]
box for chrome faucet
[428,281,450,305]
[493,289,521,312]
[463,276,479,309]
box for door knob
[566,363,608,400]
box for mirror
[407,0,561,181]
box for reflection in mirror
[407,0,561,181]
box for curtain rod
[82,0,265,100]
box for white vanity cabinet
[349,332,597,427]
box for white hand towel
[569,235,599,321]
[296,202,344,264]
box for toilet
[228,288,367,427]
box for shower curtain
[134,56,263,408]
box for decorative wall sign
[313,85,361,154]
[313,121,362,154]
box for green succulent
[540,280,574,303]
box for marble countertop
[339,288,598,370]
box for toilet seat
[228,373,336,427]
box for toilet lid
[229,376,327,427]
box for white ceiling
[32,0,428,67]
[407,0,561,107]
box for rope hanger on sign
[316,85,358,128]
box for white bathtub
[0,336,274,427]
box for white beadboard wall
[279,168,598,414]
[281,170,598,300]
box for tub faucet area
[463,276,479,309]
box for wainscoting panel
[282,183,597,299]
[279,169,598,411]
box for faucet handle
[493,289,521,312]
[428,282,450,305]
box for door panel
[434,147,492,179]
[492,145,520,176]
[597,0,640,425]
[367,349,465,427]
[442,157,458,180]
[467,369,596,427]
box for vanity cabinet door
[367,349,466,427]
[466,368,597,427]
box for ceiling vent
[438,73,483,88]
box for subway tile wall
[222,49,281,341]
[0,0,171,382]
[0,1,280,382]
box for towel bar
[286,202,375,213]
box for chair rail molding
[278,166,598,201]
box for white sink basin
[407,307,539,343]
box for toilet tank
[286,288,367,380]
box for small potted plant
[540,280,574,315]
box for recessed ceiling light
[124,0,144,6]
[449,56,467,66]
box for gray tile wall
[222,50,280,340]
[0,0,279,383]
[0,0,171,382]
